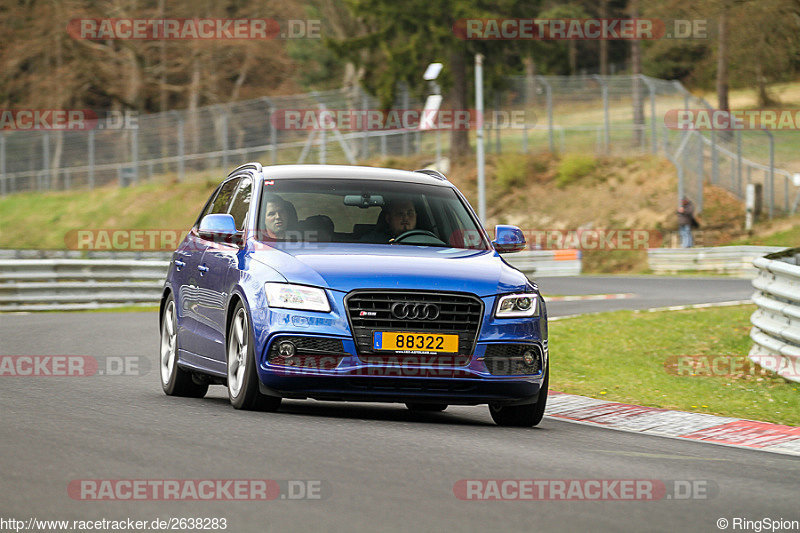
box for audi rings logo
[391,302,440,320]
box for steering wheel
[391,229,445,244]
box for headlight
[495,293,538,318]
[265,283,331,312]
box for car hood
[249,243,530,296]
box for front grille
[345,290,483,364]
[483,343,542,375]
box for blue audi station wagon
[160,163,549,426]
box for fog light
[278,341,296,357]
[522,350,536,366]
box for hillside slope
[0,154,793,272]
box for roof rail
[227,162,263,177]
[414,168,448,181]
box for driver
[386,198,417,238]
[361,198,418,243]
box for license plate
[373,332,459,353]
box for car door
[196,176,253,364]
[174,185,220,357]
[191,176,242,363]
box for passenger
[262,195,297,240]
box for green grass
[733,224,800,247]
[0,177,220,249]
[555,154,597,188]
[494,152,530,190]
[549,304,800,426]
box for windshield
[255,178,489,250]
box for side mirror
[199,214,242,246]
[492,225,526,253]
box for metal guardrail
[0,249,582,311]
[749,247,800,383]
[0,249,171,260]
[647,246,785,277]
[0,259,167,311]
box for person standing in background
[677,196,697,248]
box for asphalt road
[1,276,795,532]
[538,275,753,316]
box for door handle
[197,264,210,274]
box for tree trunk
[188,57,201,155]
[756,63,771,107]
[569,42,577,75]
[630,0,644,148]
[523,56,536,106]
[599,0,609,75]
[716,7,729,111]
[449,46,471,159]
[716,6,732,141]
[158,0,167,113]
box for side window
[228,178,252,230]
[195,185,222,227]
[210,178,240,215]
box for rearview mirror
[344,193,384,208]
[199,214,242,246]
[492,225,526,253]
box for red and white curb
[545,391,800,456]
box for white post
[475,54,486,224]
[745,183,755,232]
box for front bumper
[256,339,547,406]
[253,291,548,406]
[258,373,544,406]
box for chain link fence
[496,75,799,217]
[1,74,797,217]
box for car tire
[227,301,282,412]
[489,366,549,427]
[160,294,209,398]
[405,403,448,412]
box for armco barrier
[647,246,785,277]
[505,249,582,277]
[749,247,800,383]
[0,248,581,311]
[0,258,168,311]
[0,249,172,260]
